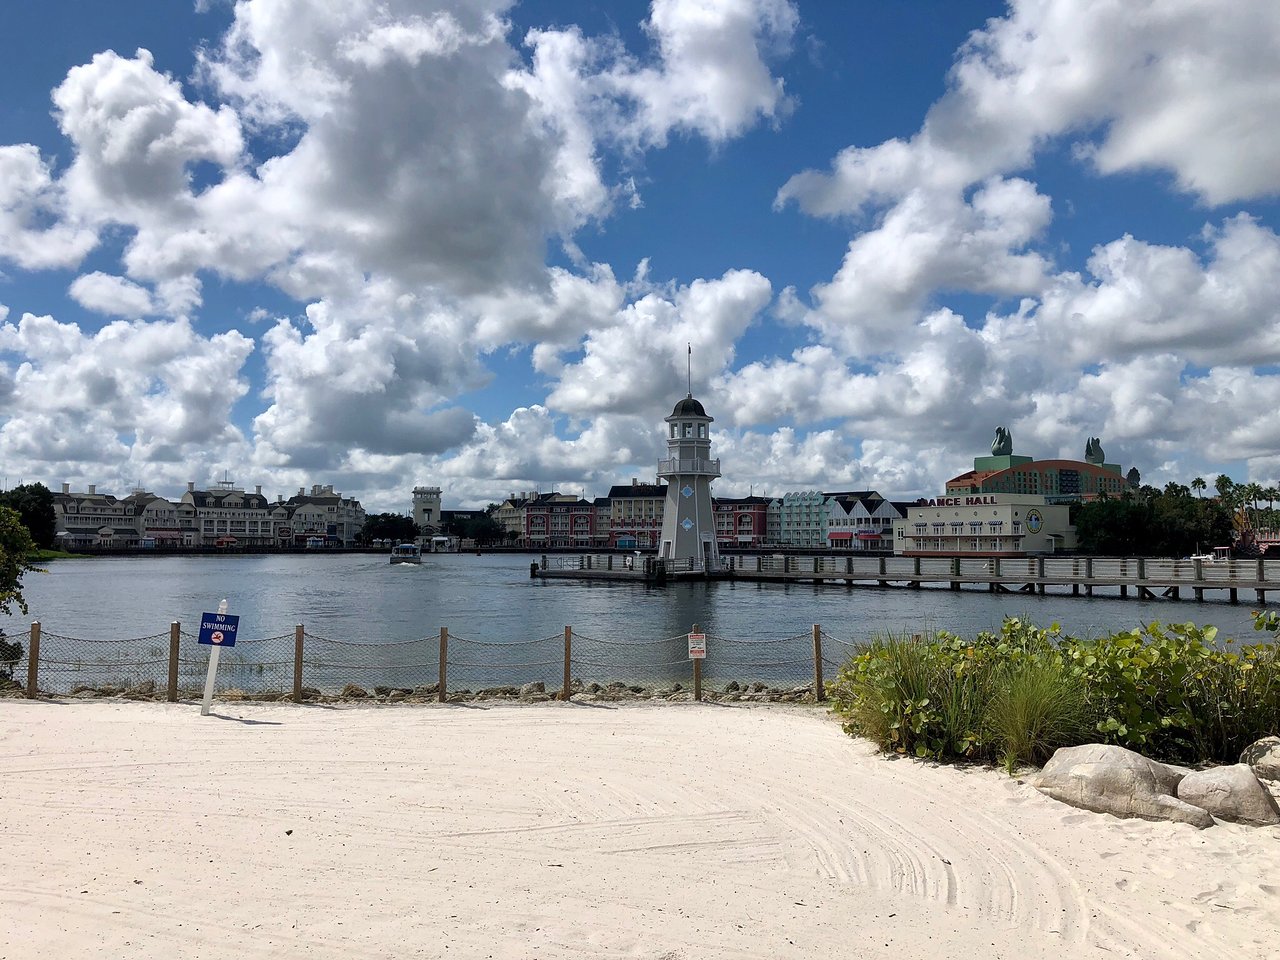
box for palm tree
[1191,476,1206,498]
[1214,474,1235,501]
[1245,483,1265,531]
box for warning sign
[687,632,706,659]
[198,612,240,647]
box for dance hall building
[891,493,1076,557]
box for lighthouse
[657,392,721,572]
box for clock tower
[657,393,721,572]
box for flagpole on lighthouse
[687,342,692,397]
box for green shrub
[832,617,1280,769]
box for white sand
[2,700,1278,960]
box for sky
[3,0,1280,514]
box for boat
[1189,546,1231,563]
[389,543,422,565]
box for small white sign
[688,632,706,659]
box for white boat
[389,543,422,565]
[1189,546,1231,563]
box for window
[698,424,706,438]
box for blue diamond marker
[681,518,694,531]
[681,485,694,498]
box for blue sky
[2,1,1280,512]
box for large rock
[1240,736,1280,782]
[1177,764,1280,826]
[1033,744,1214,829]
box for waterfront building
[412,486,442,534]
[713,495,769,548]
[282,484,366,546]
[52,483,140,548]
[182,479,275,547]
[494,492,536,543]
[123,489,185,546]
[606,480,666,548]
[769,491,829,547]
[657,394,721,571]
[824,491,908,552]
[892,493,1075,557]
[593,497,613,548]
[946,430,1128,503]
[524,492,594,549]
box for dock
[533,553,1280,604]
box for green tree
[1191,476,1206,498]
[359,513,420,544]
[1,505,38,616]
[0,482,56,549]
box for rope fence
[1,620,871,704]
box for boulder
[1177,764,1280,826]
[1240,736,1280,782]
[1033,743,1214,829]
[519,681,545,696]
[340,684,368,699]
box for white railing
[656,458,721,476]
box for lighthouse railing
[656,457,721,476]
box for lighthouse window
[683,424,692,437]
[670,424,677,438]
[698,424,706,438]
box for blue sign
[198,612,240,647]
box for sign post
[198,599,240,716]
[688,625,706,702]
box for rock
[374,686,391,697]
[628,685,646,695]
[751,682,767,693]
[301,686,322,700]
[519,681,545,696]
[340,684,368,699]
[1240,736,1280,782]
[586,682,603,694]
[725,681,740,692]
[411,684,438,697]
[129,680,156,695]
[1033,743,1213,829]
[1177,764,1280,826]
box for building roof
[606,482,667,498]
[669,395,709,418]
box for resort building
[946,431,1128,503]
[52,479,365,548]
[607,480,667,549]
[493,492,537,542]
[714,495,770,548]
[768,491,829,547]
[892,493,1076,557]
[824,491,909,551]
[524,493,595,549]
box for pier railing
[3,622,861,705]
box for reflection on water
[3,551,1267,647]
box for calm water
[4,552,1268,644]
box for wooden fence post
[167,622,180,702]
[438,627,448,703]
[293,625,304,703]
[25,621,40,699]
[812,624,824,702]
[562,626,572,700]
[692,622,702,702]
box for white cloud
[779,0,1280,215]
[68,272,156,317]
[0,145,98,270]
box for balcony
[657,457,721,478]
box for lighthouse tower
[657,393,721,572]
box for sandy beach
[2,699,1277,959]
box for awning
[855,531,882,540]
[827,532,854,540]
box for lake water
[3,553,1272,694]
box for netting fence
[1,621,869,704]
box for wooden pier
[533,553,1280,604]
